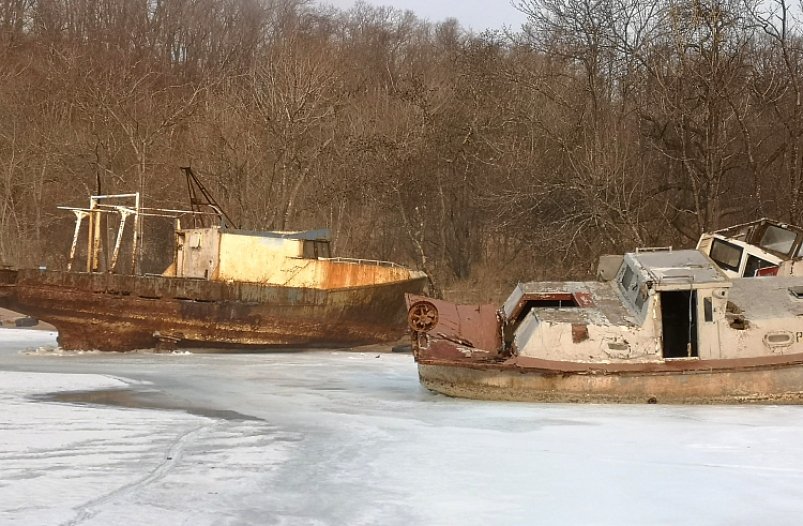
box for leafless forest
[1,0,803,300]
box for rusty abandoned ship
[406,219,803,404]
[0,168,427,351]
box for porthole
[763,331,794,348]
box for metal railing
[320,257,406,269]
[635,246,673,254]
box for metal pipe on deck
[110,208,133,272]
[88,197,101,272]
[67,210,88,272]
[132,193,141,275]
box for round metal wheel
[407,301,439,333]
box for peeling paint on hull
[0,269,427,351]
[406,250,803,404]
[417,360,803,404]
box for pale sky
[319,0,530,32]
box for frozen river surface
[1,330,803,525]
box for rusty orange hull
[416,355,803,404]
[0,269,426,351]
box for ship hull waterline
[416,356,803,404]
[0,269,427,352]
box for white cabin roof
[629,249,729,287]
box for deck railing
[320,257,406,269]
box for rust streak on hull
[0,269,427,351]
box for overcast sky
[319,0,530,32]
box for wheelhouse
[697,219,803,278]
[617,250,731,360]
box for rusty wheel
[408,301,438,333]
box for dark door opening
[661,291,698,358]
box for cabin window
[317,241,331,258]
[732,225,754,242]
[759,225,796,255]
[302,240,331,259]
[789,286,803,300]
[709,239,742,272]
[620,266,636,292]
[743,255,777,278]
[703,297,713,322]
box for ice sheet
[1,329,803,525]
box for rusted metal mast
[182,166,237,229]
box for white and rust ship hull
[405,290,803,404]
[416,355,803,404]
[405,236,803,404]
[0,269,427,351]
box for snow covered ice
[1,329,803,525]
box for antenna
[181,166,238,229]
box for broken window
[744,255,777,278]
[620,266,636,292]
[759,225,797,255]
[709,239,742,272]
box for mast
[181,166,238,229]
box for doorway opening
[661,290,698,359]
